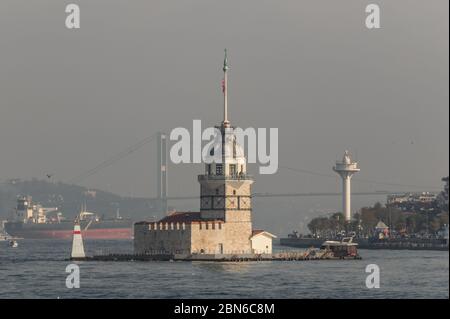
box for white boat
[320,237,360,259]
[9,240,18,248]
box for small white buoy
[71,220,86,259]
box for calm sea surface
[0,239,448,299]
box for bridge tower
[157,132,168,213]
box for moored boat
[320,237,361,259]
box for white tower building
[133,50,276,255]
[333,150,360,223]
[197,49,254,253]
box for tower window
[216,188,219,195]
[233,190,236,195]
[229,164,237,176]
[216,164,223,175]
[207,164,212,175]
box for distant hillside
[0,179,164,221]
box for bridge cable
[68,134,157,185]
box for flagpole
[222,49,229,127]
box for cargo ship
[4,196,133,239]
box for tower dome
[206,130,246,160]
[204,127,247,177]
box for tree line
[307,202,449,238]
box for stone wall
[134,222,192,254]
[223,219,252,253]
[134,219,252,255]
[190,221,226,254]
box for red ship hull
[5,220,134,239]
[7,228,132,239]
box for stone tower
[133,51,275,256]
[197,49,254,251]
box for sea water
[0,239,448,299]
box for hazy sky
[1,0,448,203]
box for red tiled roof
[252,229,264,236]
[134,221,151,225]
[159,212,202,223]
[251,229,277,238]
[136,212,225,224]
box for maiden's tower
[134,51,276,256]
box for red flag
[221,79,226,93]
